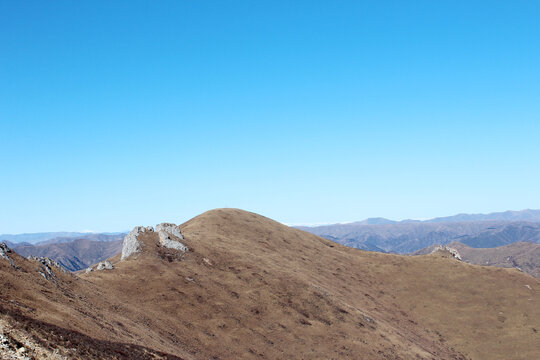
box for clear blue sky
[1,1,539,233]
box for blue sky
[1,1,539,233]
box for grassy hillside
[1,209,539,359]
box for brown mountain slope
[0,245,186,359]
[1,209,539,359]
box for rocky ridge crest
[29,256,67,281]
[121,223,188,261]
[0,243,17,269]
[431,245,462,260]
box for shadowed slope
[0,245,190,359]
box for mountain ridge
[298,220,540,254]
[13,238,123,271]
[1,208,539,359]
[0,231,126,245]
[301,208,540,228]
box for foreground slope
[1,209,539,359]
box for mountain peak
[355,217,397,225]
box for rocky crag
[0,242,17,269]
[430,245,462,260]
[121,223,188,261]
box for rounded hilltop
[1,208,539,360]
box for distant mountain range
[2,233,126,271]
[34,232,125,245]
[297,209,540,254]
[0,231,126,244]
[425,209,540,223]
[13,239,123,271]
[347,209,540,225]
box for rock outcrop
[29,256,67,280]
[0,243,17,269]
[0,243,10,259]
[121,226,153,260]
[156,223,188,252]
[431,245,462,260]
[156,223,184,240]
[120,223,188,261]
[96,261,114,271]
[29,256,66,270]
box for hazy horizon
[1,207,539,235]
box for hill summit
[1,208,539,359]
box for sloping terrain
[299,221,540,253]
[416,242,540,278]
[1,209,539,359]
[13,239,123,271]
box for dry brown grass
[1,208,539,359]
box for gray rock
[96,261,113,270]
[121,226,153,260]
[85,267,93,274]
[156,223,184,239]
[156,223,188,252]
[0,242,17,269]
[431,245,462,260]
[29,256,67,271]
[362,314,375,324]
[29,256,66,280]
[0,242,11,259]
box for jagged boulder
[121,226,154,260]
[431,245,462,261]
[0,243,17,269]
[156,223,184,239]
[0,242,12,260]
[156,223,188,252]
[29,256,67,280]
[29,256,66,271]
[121,223,188,261]
[96,261,114,271]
